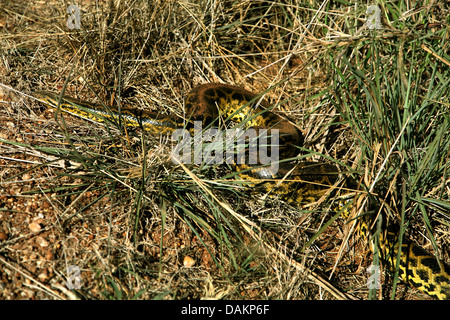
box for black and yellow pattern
[381,231,450,299]
[35,83,450,299]
[35,91,181,135]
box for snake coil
[35,83,450,299]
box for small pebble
[183,256,195,268]
[28,221,42,233]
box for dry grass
[0,0,449,300]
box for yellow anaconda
[35,83,450,299]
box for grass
[327,24,450,299]
[0,0,449,300]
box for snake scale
[35,83,450,299]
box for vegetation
[0,0,448,300]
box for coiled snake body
[35,83,450,299]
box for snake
[35,83,450,299]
